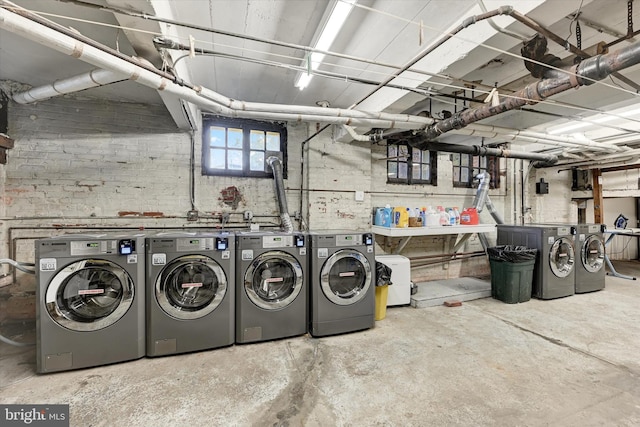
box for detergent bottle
[460,207,479,225]
[420,207,427,227]
[426,206,439,227]
[437,206,450,226]
[374,204,393,227]
[393,206,409,228]
[453,207,461,226]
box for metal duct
[472,172,504,225]
[413,141,558,165]
[405,40,640,145]
[266,156,293,233]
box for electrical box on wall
[536,178,549,194]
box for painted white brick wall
[1,97,307,292]
[2,94,638,295]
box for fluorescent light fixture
[549,106,640,134]
[548,121,592,135]
[295,0,356,90]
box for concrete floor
[1,261,640,426]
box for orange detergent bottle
[460,207,479,225]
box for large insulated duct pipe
[0,5,433,130]
[12,68,127,104]
[421,141,558,165]
[409,40,640,144]
[267,156,293,233]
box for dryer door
[582,235,605,273]
[244,251,303,310]
[320,249,372,306]
[156,255,227,320]
[549,237,575,278]
[45,259,134,332]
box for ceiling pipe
[349,5,515,109]
[450,126,622,153]
[408,140,558,165]
[505,8,640,91]
[403,40,640,146]
[12,68,127,104]
[0,6,434,130]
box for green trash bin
[488,246,537,304]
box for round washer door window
[582,235,605,273]
[244,251,303,310]
[156,255,227,320]
[549,237,575,278]
[45,259,134,332]
[320,249,372,306]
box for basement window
[452,153,500,188]
[387,143,437,185]
[202,116,287,178]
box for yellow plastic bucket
[375,285,389,320]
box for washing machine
[497,225,575,299]
[35,232,145,373]
[145,231,234,356]
[235,231,308,343]
[309,230,376,337]
[575,223,606,293]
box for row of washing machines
[35,230,376,373]
[497,223,606,300]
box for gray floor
[2,261,640,426]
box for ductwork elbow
[267,156,293,233]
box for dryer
[497,225,575,300]
[146,231,234,357]
[235,231,308,343]
[35,233,145,373]
[309,230,376,337]
[575,223,606,293]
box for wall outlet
[355,191,365,202]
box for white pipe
[0,8,434,130]
[12,68,126,104]
[569,157,640,169]
[342,124,376,142]
[462,123,625,152]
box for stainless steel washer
[146,231,234,356]
[35,232,146,373]
[235,231,308,343]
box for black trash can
[488,246,537,304]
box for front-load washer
[235,231,308,343]
[575,223,606,293]
[35,232,145,373]
[497,224,575,299]
[309,230,376,337]
[145,231,234,356]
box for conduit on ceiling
[1,1,639,168]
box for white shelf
[372,224,496,237]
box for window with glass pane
[452,153,500,188]
[202,117,287,178]
[387,143,436,185]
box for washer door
[244,251,303,310]
[156,255,227,320]
[320,249,372,306]
[582,235,605,273]
[45,259,134,332]
[549,237,575,278]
